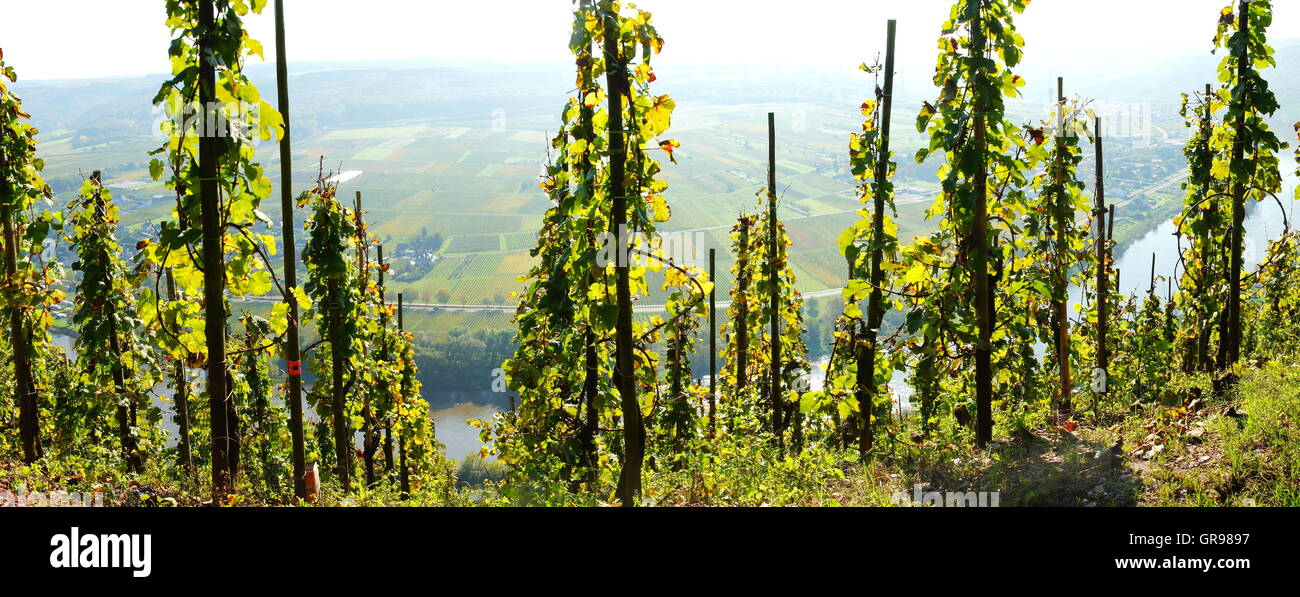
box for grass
[1129,360,1300,506]
[8,358,1297,507]
[813,359,1300,508]
[594,357,1300,508]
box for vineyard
[1,0,1299,509]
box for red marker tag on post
[288,360,302,376]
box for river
[1113,175,1298,300]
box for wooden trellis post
[273,0,309,500]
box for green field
[29,67,1192,343]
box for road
[1117,171,1186,209]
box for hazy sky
[2,0,1298,82]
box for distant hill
[1082,38,1300,131]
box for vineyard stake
[397,292,409,498]
[858,19,897,458]
[735,216,750,395]
[198,0,235,498]
[767,112,781,446]
[971,8,995,448]
[1054,76,1072,414]
[379,244,394,472]
[603,1,643,507]
[166,268,195,478]
[273,0,309,501]
[1108,204,1116,244]
[1094,116,1108,398]
[356,191,377,487]
[93,171,141,473]
[1150,252,1157,295]
[708,247,717,438]
[1224,0,1249,367]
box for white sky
[1,0,1297,81]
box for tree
[1173,85,1230,375]
[599,0,642,507]
[1215,0,1286,369]
[144,0,285,498]
[272,0,310,501]
[911,0,1031,448]
[497,0,616,491]
[301,176,362,492]
[232,314,285,495]
[67,172,158,472]
[720,206,807,450]
[0,49,62,464]
[1021,83,1093,416]
[497,0,684,506]
[839,33,902,458]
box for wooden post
[1094,116,1108,396]
[327,275,350,492]
[735,216,750,393]
[1054,76,1072,414]
[198,0,234,498]
[166,268,195,477]
[767,112,782,445]
[355,191,377,487]
[858,19,896,458]
[379,245,395,472]
[1224,0,1249,367]
[355,191,365,270]
[1045,77,1076,413]
[1150,252,1157,295]
[602,2,643,507]
[397,292,409,498]
[1056,77,1065,130]
[1109,205,1117,297]
[971,9,995,449]
[708,247,717,437]
[1195,83,1215,373]
[1108,204,1116,244]
[273,0,309,501]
